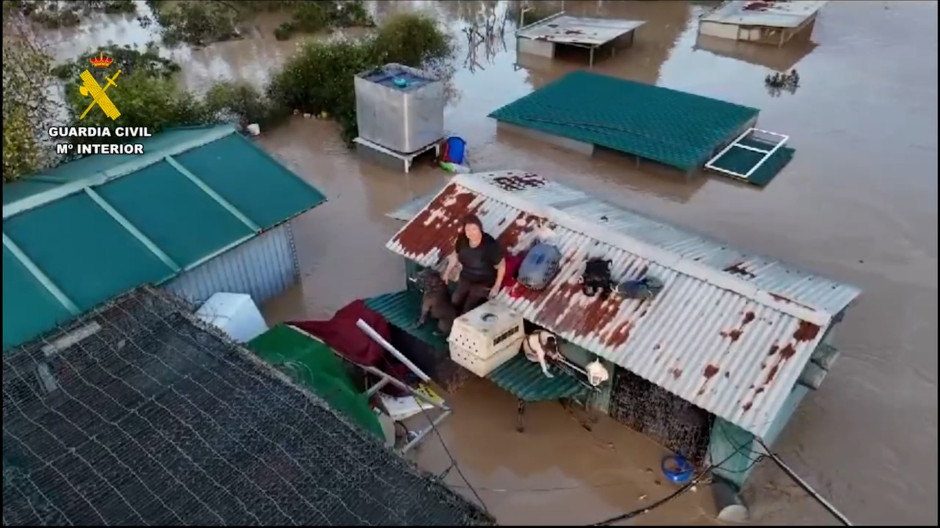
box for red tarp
[288,300,412,395]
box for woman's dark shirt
[456,234,504,284]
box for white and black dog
[522,329,562,378]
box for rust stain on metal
[538,278,624,346]
[497,212,542,251]
[724,371,730,378]
[703,364,719,379]
[491,172,546,191]
[755,387,765,395]
[769,293,791,304]
[724,262,756,279]
[769,292,817,312]
[779,343,796,359]
[671,368,683,379]
[742,401,753,412]
[793,321,820,342]
[768,344,779,356]
[605,321,632,347]
[764,364,779,384]
[721,310,758,343]
[392,185,480,260]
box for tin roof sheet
[385,171,861,438]
[517,14,646,47]
[2,125,326,352]
[701,1,828,29]
[488,71,760,172]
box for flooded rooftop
[516,13,646,46]
[23,0,940,525]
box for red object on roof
[288,300,411,395]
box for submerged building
[375,170,861,502]
[2,125,326,352]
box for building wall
[699,21,740,40]
[164,223,299,307]
[497,122,596,156]
[517,37,556,58]
[709,382,811,490]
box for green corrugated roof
[2,125,327,352]
[366,289,590,402]
[365,289,448,349]
[488,71,760,171]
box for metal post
[356,318,431,382]
[589,46,595,68]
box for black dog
[413,269,459,336]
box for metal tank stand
[354,137,442,174]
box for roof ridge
[451,172,831,326]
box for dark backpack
[612,276,665,300]
[517,243,563,291]
[581,258,612,297]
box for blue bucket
[444,136,467,165]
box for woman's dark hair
[454,214,484,251]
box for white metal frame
[284,321,452,454]
[705,127,790,181]
[353,136,441,174]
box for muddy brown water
[38,1,937,525]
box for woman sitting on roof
[443,214,506,315]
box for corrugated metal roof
[488,71,760,172]
[517,14,646,47]
[701,1,828,29]
[2,125,326,351]
[385,171,862,438]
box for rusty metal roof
[385,171,861,439]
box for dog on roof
[522,329,562,378]
[412,268,459,336]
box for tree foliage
[149,1,244,46]
[4,1,135,29]
[267,12,453,143]
[55,46,286,145]
[2,10,453,182]
[275,0,373,41]
[2,13,58,182]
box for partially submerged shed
[383,170,861,491]
[515,12,646,67]
[1,286,493,526]
[489,71,795,186]
[699,1,828,47]
[2,125,326,352]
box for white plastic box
[448,301,525,377]
[195,292,268,344]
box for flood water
[39,1,938,525]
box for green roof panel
[2,125,327,351]
[2,246,74,351]
[94,161,254,266]
[173,134,326,229]
[3,192,174,311]
[489,71,760,171]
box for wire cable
[587,440,752,526]
[753,437,853,527]
[412,389,491,516]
